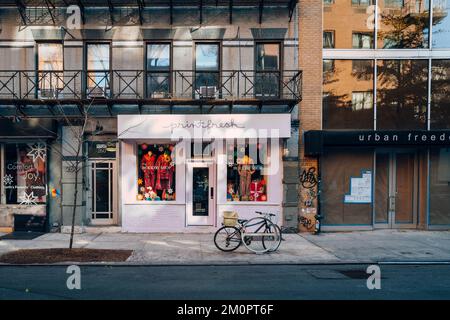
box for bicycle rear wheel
[214,226,242,252]
[241,217,273,254]
[262,222,282,252]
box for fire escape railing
[0,69,302,103]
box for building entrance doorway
[374,150,418,228]
[88,160,117,225]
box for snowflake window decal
[3,174,13,186]
[20,192,38,206]
[27,143,46,162]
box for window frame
[136,142,177,202]
[145,41,173,98]
[1,142,49,206]
[225,138,271,203]
[35,41,64,98]
[193,42,222,98]
[323,30,335,49]
[85,42,112,98]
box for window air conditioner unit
[195,86,217,99]
[151,91,168,99]
[88,87,108,98]
[39,88,57,99]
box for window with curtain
[352,91,373,111]
[37,43,63,97]
[352,32,374,49]
[323,31,335,48]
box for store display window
[137,143,176,201]
[4,143,47,205]
[226,139,268,202]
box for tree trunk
[69,144,81,249]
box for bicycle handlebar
[255,211,276,217]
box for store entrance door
[186,162,215,226]
[88,161,117,225]
[374,150,418,228]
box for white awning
[118,114,291,139]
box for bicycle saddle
[238,219,248,224]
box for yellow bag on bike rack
[222,211,238,227]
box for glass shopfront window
[429,147,450,225]
[321,148,373,225]
[4,143,47,205]
[323,59,374,129]
[432,0,450,48]
[323,0,375,49]
[376,59,428,129]
[136,143,176,201]
[431,60,450,129]
[379,0,430,48]
[226,139,268,202]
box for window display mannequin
[141,150,157,191]
[237,155,255,201]
[155,151,175,199]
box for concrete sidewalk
[1,230,450,264]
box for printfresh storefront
[118,114,290,233]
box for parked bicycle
[214,211,282,254]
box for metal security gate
[88,161,117,225]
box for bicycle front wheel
[214,226,242,252]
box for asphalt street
[0,264,449,300]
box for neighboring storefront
[304,130,450,231]
[118,114,290,232]
[0,119,57,233]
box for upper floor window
[352,32,374,49]
[323,31,335,48]
[37,43,63,98]
[255,43,280,71]
[351,0,373,6]
[147,43,171,98]
[86,43,111,98]
[195,43,220,98]
[255,43,280,97]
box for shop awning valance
[118,114,291,139]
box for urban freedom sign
[117,114,291,139]
[304,130,450,155]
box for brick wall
[298,0,322,231]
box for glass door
[186,162,215,226]
[89,161,116,225]
[374,150,418,228]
